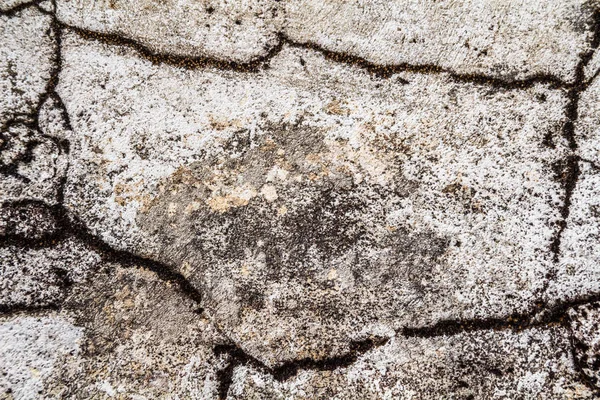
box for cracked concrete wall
[3,0,600,398]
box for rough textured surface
[569,302,600,389]
[0,314,83,399]
[56,0,282,63]
[0,238,99,309]
[229,327,592,399]
[54,0,600,82]
[3,0,600,397]
[0,120,67,205]
[547,162,600,303]
[284,0,598,83]
[0,201,59,240]
[577,73,600,165]
[59,30,569,366]
[0,7,67,211]
[0,7,55,128]
[43,262,227,399]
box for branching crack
[548,9,600,263]
[4,1,600,397]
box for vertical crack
[546,8,600,394]
[549,9,600,263]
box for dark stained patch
[137,121,449,360]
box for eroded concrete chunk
[59,30,569,367]
[229,327,592,399]
[45,262,226,399]
[56,0,283,63]
[0,238,100,309]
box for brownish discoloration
[50,263,225,398]
[136,121,449,365]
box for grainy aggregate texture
[2,0,600,398]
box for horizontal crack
[59,22,568,90]
[0,303,60,318]
[213,336,390,399]
[61,23,286,73]
[0,0,45,17]
[399,293,600,339]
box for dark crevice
[58,21,569,90]
[0,0,66,190]
[214,336,389,399]
[0,199,203,305]
[0,0,45,17]
[65,208,204,304]
[567,317,600,394]
[284,36,565,89]
[0,303,60,318]
[543,12,600,392]
[549,156,581,263]
[579,156,600,171]
[584,65,600,89]
[400,292,600,339]
[209,286,600,395]
[548,9,600,264]
[60,23,286,73]
[0,199,64,245]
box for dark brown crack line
[0,304,60,318]
[581,157,600,171]
[567,318,600,392]
[548,9,600,265]
[0,0,45,17]
[59,22,568,90]
[549,156,581,263]
[214,337,389,399]
[400,291,600,339]
[0,199,203,305]
[285,36,565,89]
[0,1,67,185]
[61,23,286,74]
